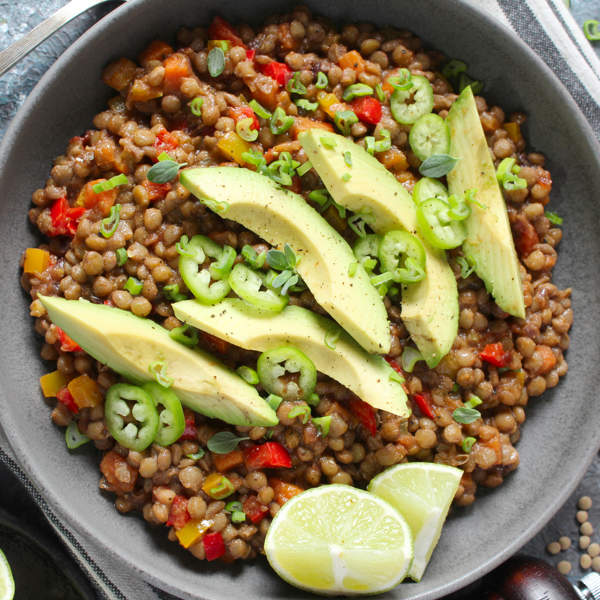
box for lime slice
[264,484,413,595]
[368,462,462,582]
[0,549,15,600]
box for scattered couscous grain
[558,536,571,551]
[577,510,589,524]
[547,541,561,555]
[578,496,593,511]
[588,542,600,558]
[581,522,594,536]
[580,535,592,550]
[580,554,593,570]
[592,556,600,572]
[557,560,572,575]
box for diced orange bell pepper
[76,180,117,216]
[127,79,163,104]
[317,91,349,120]
[23,248,50,276]
[338,50,366,73]
[67,374,103,409]
[270,478,304,505]
[216,131,251,165]
[163,53,193,90]
[40,370,67,398]
[139,40,174,66]
[102,57,137,91]
[290,117,334,139]
[175,518,212,549]
[212,450,244,472]
[503,122,522,144]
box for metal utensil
[0,0,124,77]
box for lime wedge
[0,549,14,600]
[264,484,413,595]
[368,462,462,581]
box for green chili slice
[353,234,381,273]
[228,263,288,312]
[342,83,374,102]
[257,345,317,402]
[105,383,159,452]
[142,381,185,447]
[378,230,426,284]
[390,75,434,125]
[241,244,267,269]
[416,197,467,249]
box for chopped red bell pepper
[351,97,382,125]
[413,392,436,420]
[56,387,79,414]
[166,495,190,529]
[246,49,256,61]
[260,61,292,87]
[153,128,179,157]
[208,16,245,47]
[178,416,197,441]
[203,531,226,561]
[243,441,292,470]
[385,357,404,378]
[229,105,259,130]
[56,327,82,353]
[49,197,85,237]
[242,495,269,524]
[480,343,511,368]
[348,398,377,435]
[143,180,172,202]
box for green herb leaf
[312,415,331,436]
[266,249,288,271]
[186,449,205,460]
[207,46,225,77]
[452,406,481,424]
[316,71,329,89]
[419,154,459,178]
[288,404,311,424]
[442,59,467,80]
[65,421,90,450]
[461,436,476,452]
[236,366,259,385]
[207,431,250,454]
[147,159,187,184]
[280,273,299,296]
[546,211,563,225]
[188,96,204,117]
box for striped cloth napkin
[1,1,599,599]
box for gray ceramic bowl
[1,1,599,599]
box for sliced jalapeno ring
[179,235,231,305]
[353,234,381,273]
[142,382,185,447]
[416,198,467,249]
[228,263,288,313]
[378,230,426,284]
[210,244,237,280]
[105,383,159,452]
[408,113,450,161]
[257,345,317,402]
[412,177,449,206]
[390,75,434,125]
[446,194,471,221]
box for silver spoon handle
[0,0,108,77]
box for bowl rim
[1,0,599,598]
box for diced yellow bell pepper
[202,473,235,500]
[503,122,522,144]
[317,91,348,120]
[216,131,251,165]
[175,518,212,549]
[40,370,67,398]
[207,40,231,52]
[23,248,50,276]
[68,374,103,409]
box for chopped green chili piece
[287,71,307,95]
[342,83,374,102]
[93,174,128,193]
[241,148,267,169]
[334,110,359,136]
[312,415,331,436]
[249,99,272,119]
[207,46,225,77]
[270,106,294,135]
[168,324,199,348]
[116,247,128,266]
[267,394,283,411]
[225,501,243,513]
[209,476,235,499]
[365,136,376,155]
[316,71,329,89]
[375,129,391,153]
[142,381,185,447]
[124,276,143,295]
[157,152,172,162]
[347,213,368,238]
[229,264,288,312]
[236,365,260,385]
[188,96,204,117]
[100,203,121,238]
[401,346,425,373]
[442,59,467,80]
[288,404,311,424]
[236,117,259,142]
[389,370,404,384]
[461,436,476,453]
[296,160,312,176]
[308,392,320,407]
[258,346,317,401]
[546,211,563,225]
[296,98,318,112]
[148,360,173,388]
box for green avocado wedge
[446,86,525,318]
[299,129,458,368]
[38,296,277,427]
[173,298,409,417]
[179,167,390,355]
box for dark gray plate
[0,1,599,599]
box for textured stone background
[0,0,599,591]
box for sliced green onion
[320,135,336,149]
[365,136,376,155]
[466,394,482,408]
[342,173,352,182]
[296,98,318,112]
[267,393,283,411]
[308,189,330,207]
[287,71,307,95]
[370,271,394,287]
[401,346,424,373]
[148,360,173,388]
[348,261,358,277]
[188,97,204,117]
[308,392,320,407]
[343,151,353,167]
[241,148,267,169]
[186,450,205,460]
[342,83,374,102]
[237,365,260,385]
[296,160,312,176]
[324,326,341,350]
[100,203,121,238]
[334,110,359,136]
[461,436,476,453]
[387,68,413,90]
[288,404,311,424]
[231,510,246,523]
[375,83,385,102]
[456,256,474,279]
[374,129,391,153]
[207,46,225,77]
[249,99,272,119]
[241,244,267,269]
[583,19,600,41]
[162,283,188,302]
[546,211,563,225]
[236,117,259,142]
[65,421,90,450]
[93,174,128,193]
[347,213,368,238]
[270,107,294,135]
[169,324,198,348]
[312,415,331,436]
[225,501,243,513]
[124,276,143,296]
[496,157,527,191]
[316,71,329,89]
[116,247,128,266]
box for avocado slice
[173,298,409,417]
[179,167,390,355]
[446,87,525,318]
[299,129,458,368]
[38,296,277,427]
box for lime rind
[264,484,414,595]
[0,549,15,600]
